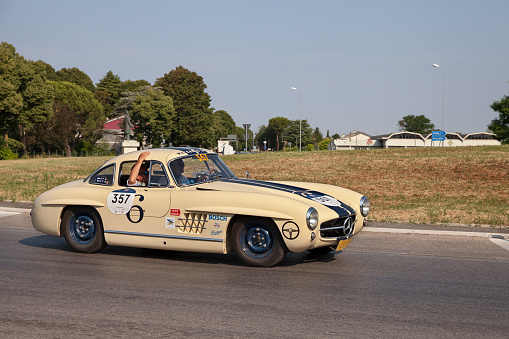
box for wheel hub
[244,227,272,254]
[70,215,96,243]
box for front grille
[320,215,356,238]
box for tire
[232,217,287,267]
[62,206,106,253]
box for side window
[117,160,169,187]
[119,161,136,186]
[89,164,115,186]
[148,161,169,187]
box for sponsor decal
[165,217,176,229]
[214,222,221,228]
[211,230,223,236]
[107,188,136,215]
[170,209,180,216]
[305,194,341,207]
[209,214,227,221]
[282,222,300,240]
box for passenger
[128,151,150,186]
[170,159,190,186]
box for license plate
[336,238,352,252]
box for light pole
[432,64,445,132]
[243,124,250,152]
[291,86,302,151]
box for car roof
[104,147,213,166]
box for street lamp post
[291,87,302,151]
[432,64,446,132]
[243,124,250,152]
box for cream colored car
[31,147,370,267]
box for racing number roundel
[107,188,136,215]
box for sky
[1,0,508,136]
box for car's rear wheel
[62,206,106,253]
[232,217,287,267]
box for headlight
[306,207,319,230]
[360,196,370,217]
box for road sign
[432,130,446,136]
[432,136,446,141]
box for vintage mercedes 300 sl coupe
[31,147,370,267]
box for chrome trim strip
[320,226,345,231]
[104,230,222,242]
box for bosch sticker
[209,214,227,221]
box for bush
[0,147,18,160]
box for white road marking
[0,207,31,213]
[0,207,31,219]
[489,235,509,252]
[363,227,509,252]
[0,211,18,218]
[363,227,493,237]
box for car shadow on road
[20,234,341,267]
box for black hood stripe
[228,178,355,217]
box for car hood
[195,178,356,218]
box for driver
[170,159,190,186]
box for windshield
[169,153,235,187]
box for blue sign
[432,136,446,141]
[432,130,446,136]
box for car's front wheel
[62,206,106,253]
[232,217,287,267]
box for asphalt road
[1,206,508,338]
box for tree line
[3,40,506,160]
[0,42,342,158]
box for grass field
[1,146,508,226]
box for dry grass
[224,146,509,226]
[1,146,507,226]
[0,156,110,202]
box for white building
[330,131,501,150]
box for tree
[155,66,213,147]
[285,119,313,149]
[397,114,435,134]
[0,42,54,154]
[318,138,330,150]
[313,127,323,148]
[56,67,95,92]
[212,110,236,141]
[121,79,151,93]
[488,90,509,144]
[130,87,176,147]
[332,133,340,139]
[96,71,122,118]
[268,117,290,151]
[34,60,58,81]
[39,81,104,156]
